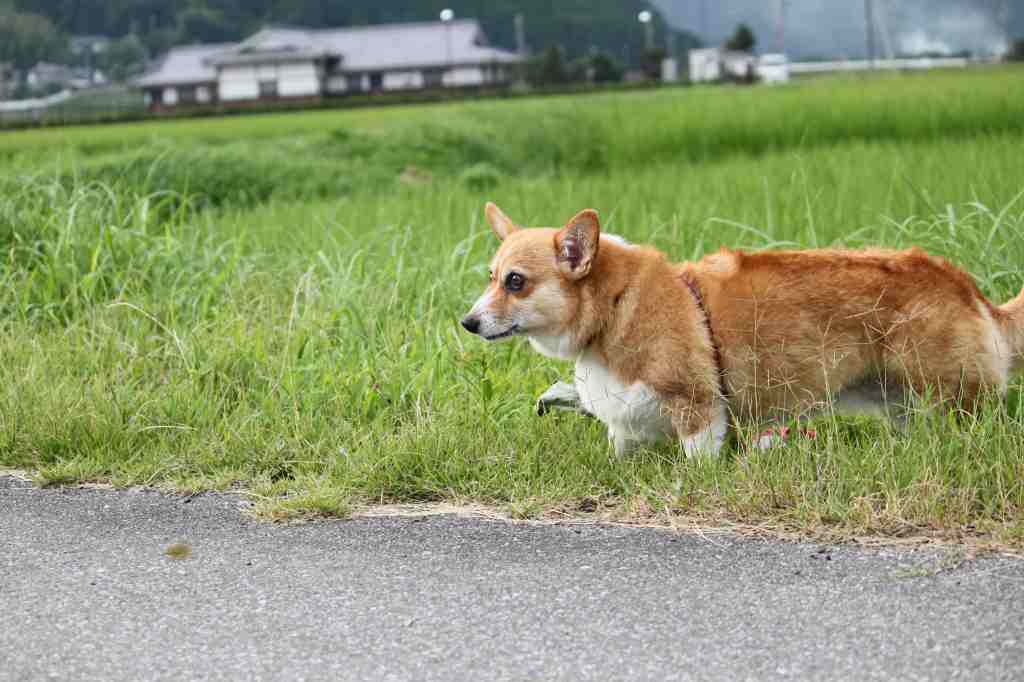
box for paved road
[2,475,1023,681]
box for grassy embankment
[2,68,1024,547]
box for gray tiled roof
[136,44,231,87]
[136,20,520,88]
[315,20,521,71]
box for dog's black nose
[461,316,481,334]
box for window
[422,68,444,89]
[178,86,197,104]
[369,72,383,91]
[259,79,278,98]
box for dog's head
[461,203,600,344]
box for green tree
[568,50,626,84]
[177,6,239,44]
[98,34,147,82]
[587,51,623,83]
[526,46,569,86]
[0,11,67,69]
[725,23,756,52]
[141,28,178,59]
[1009,38,1024,62]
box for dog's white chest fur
[574,351,675,453]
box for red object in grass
[752,426,818,450]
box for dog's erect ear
[554,209,600,280]
[485,202,519,241]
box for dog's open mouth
[484,325,520,341]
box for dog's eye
[505,272,526,292]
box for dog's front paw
[537,382,591,417]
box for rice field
[2,67,1024,547]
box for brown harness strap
[682,274,726,399]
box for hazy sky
[653,0,1022,58]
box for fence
[790,57,971,75]
[0,90,73,122]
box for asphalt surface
[2,475,1024,681]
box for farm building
[27,62,105,91]
[136,20,522,110]
[688,48,790,84]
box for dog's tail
[999,286,1024,374]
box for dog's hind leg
[832,376,910,424]
[667,399,729,458]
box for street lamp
[440,8,454,84]
[638,10,654,52]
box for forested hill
[11,1,699,66]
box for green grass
[46,89,147,118]
[2,68,1024,547]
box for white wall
[196,85,212,103]
[219,65,259,101]
[723,55,755,79]
[661,58,680,83]
[757,59,790,84]
[382,71,425,91]
[211,61,506,100]
[325,75,347,94]
[220,61,321,101]
[442,66,485,87]
[163,87,178,106]
[278,62,319,97]
[689,49,722,82]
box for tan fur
[687,248,1021,420]
[999,288,1024,373]
[463,204,1024,452]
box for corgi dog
[461,203,1024,456]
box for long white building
[136,20,522,109]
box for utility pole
[514,13,527,58]
[699,0,708,45]
[638,11,654,52]
[775,0,787,54]
[874,0,894,60]
[864,0,876,68]
[440,8,454,78]
[997,0,1010,57]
